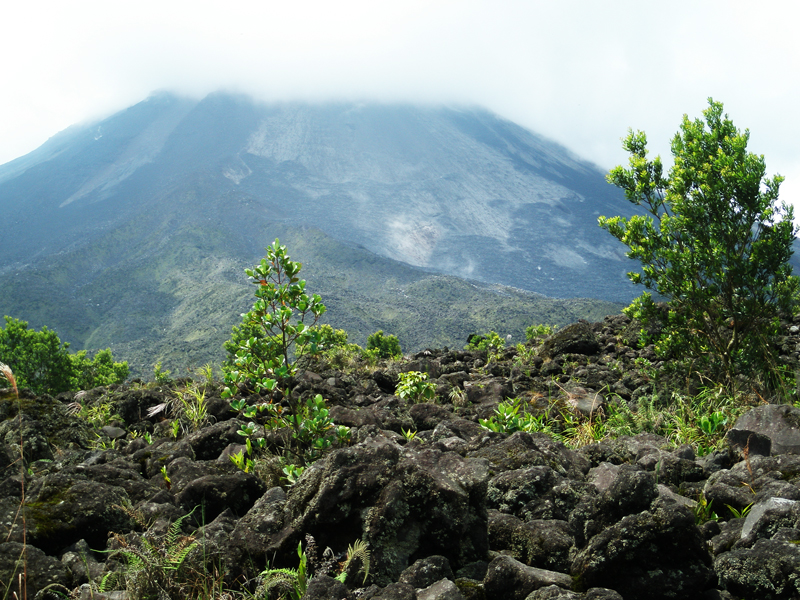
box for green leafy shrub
[152,361,172,384]
[600,99,799,387]
[221,238,326,408]
[465,331,506,352]
[396,371,436,403]
[479,397,548,434]
[525,324,555,341]
[366,330,402,359]
[306,324,349,353]
[69,349,130,390]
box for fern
[258,541,308,600]
[259,568,303,600]
[106,510,199,598]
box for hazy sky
[2,1,800,209]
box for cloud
[1,0,799,214]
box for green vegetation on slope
[0,217,621,378]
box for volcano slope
[1,314,799,599]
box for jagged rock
[511,519,573,572]
[570,463,658,546]
[183,419,247,460]
[539,322,601,359]
[369,582,417,600]
[467,432,589,479]
[112,388,170,425]
[60,539,104,585]
[64,458,161,503]
[329,405,382,428]
[483,555,573,600]
[277,436,489,585]
[227,486,290,570]
[0,542,71,598]
[527,586,583,600]
[368,397,415,433]
[709,519,745,556]
[724,428,772,457]
[302,574,355,600]
[696,450,734,477]
[635,448,705,486]
[174,466,267,521]
[410,403,455,431]
[463,378,512,408]
[0,417,54,463]
[715,538,800,600]
[137,438,196,478]
[400,555,455,588]
[584,590,624,600]
[736,497,800,547]
[417,578,465,600]
[486,466,562,520]
[732,404,800,455]
[571,500,714,599]
[487,511,523,553]
[430,420,484,445]
[18,476,135,553]
[703,467,762,518]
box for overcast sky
[2,1,800,210]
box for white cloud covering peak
[2,0,799,209]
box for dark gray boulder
[399,555,455,588]
[301,574,355,600]
[170,459,267,520]
[467,432,589,479]
[715,538,800,600]
[571,500,714,599]
[370,582,417,600]
[511,520,573,573]
[183,419,247,460]
[417,578,465,600]
[227,486,290,573]
[527,586,583,600]
[539,322,601,359]
[19,476,135,554]
[486,466,562,519]
[0,542,71,599]
[483,555,572,600]
[570,463,658,547]
[732,404,800,455]
[229,436,489,585]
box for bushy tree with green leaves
[599,99,799,384]
[0,316,128,395]
[70,348,130,391]
[366,330,402,359]
[222,239,326,400]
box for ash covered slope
[0,92,636,301]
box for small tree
[222,239,326,403]
[599,99,799,384]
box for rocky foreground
[1,315,800,599]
